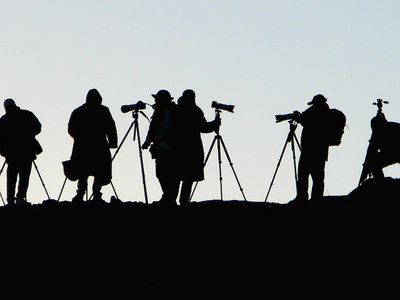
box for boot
[92,192,104,203]
[72,191,84,204]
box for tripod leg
[0,160,6,177]
[0,190,5,206]
[57,177,68,201]
[290,137,298,183]
[112,121,135,162]
[189,135,218,201]
[264,135,291,202]
[135,119,149,204]
[33,161,51,200]
[110,181,119,200]
[219,136,247,201]
[292,132,302,194]
[0,161,6,205]
[293,132,302,151]
[217,135,223,201]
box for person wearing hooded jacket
[174,89,220,205]
[0,99,42,205]
[68,89,118,203]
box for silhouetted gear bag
[326,108,346,146]
[62,160,79,181]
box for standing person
[175,89,220,206]
[292,94,331,203]
[0,99,42,205]
[68,89,118,203]
[142,90,179,206]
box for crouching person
[68,89,118,203]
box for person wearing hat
[292,94,330,203]
[68,89,118,203]
[174,89,220,206]
[142,90,179,205]
[0,99,42,205]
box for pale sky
[1,0,400,204]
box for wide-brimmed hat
[151,90,174,101]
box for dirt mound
[1,178,397,296]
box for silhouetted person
[0,99,42,205]
[142,90,179,205]
[68,89,117,203]
[360,114,400,182]
[175,89,220,205]
[293,94,330,203]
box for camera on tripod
[121,101,146,113]
[275,111,300,123]
[211,101,235,113]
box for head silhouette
[178,89,196,106]
[308,94,327,106]
[4,98,17,113]
[86,89,102,106]
[152,90,173,107]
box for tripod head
[131,110,150,122]
[373,98,389,117]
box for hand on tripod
[215,112,221,126]
[213,112,222,133]
[142,141,150,150]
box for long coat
[174,100,218,181]
[0,106,42,162]
[68,102,117,184]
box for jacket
[0,106,42,161]
[174,99,219,181]
[68,101,117,183]
[297,102,330,161]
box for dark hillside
[1,178,397,297]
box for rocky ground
[1,178,397,297]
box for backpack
[326,108,346,146]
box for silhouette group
[0,89,396,206]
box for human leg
[16,160,32,201]
[92,177,104,202]
[6,161,18,204]
[73,176,88,202]
[179,180,193,206]
[310,159,326,200]
[155,150,179,205]
[295,154,310,201]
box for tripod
[0,159,51,205]
[190,110,246,201]
[359,98,389,186]
[264,120,301,202]
[111,109,149,204]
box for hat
[4,98,16,110]
[307,94,327,105]
[151,90,174,101]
